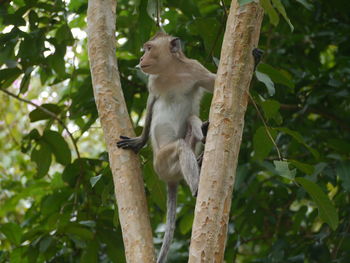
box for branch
[206,6,227,62]
[0,87,81,159]
[189,1,264,261]
[280,103,350,132]
[87,0,155,261]
[156,0,161,28]
[249,93,283,160]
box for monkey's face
[139,38,173,74]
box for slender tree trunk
[86,1,155,262]
[189,1,264,262]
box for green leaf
[29,103,61,122]
[336,161,350,192]
[0,223,22,246]
[0,68,22,88]
[17,31,44,62]
[81,240,99,263]
[255,71,275,96]
[271,0,294,31]
[31,141,52,178]
[68,0,86,12]
[10,247,25,263]
[19,67,33,94]
[113,208,120,229]
[253,126,277,160]
[147,0,161,20]
[257,63,294,90]
[144,161,166,211]
[56,24,74,46]
[97,229,125,262]
[39,236,53,253]
[295,0,313,10]
[260,0,279,26]
[238,0,254,6]
[260,99,282,124]
[62,159,81,187]
[64,223,94,240]
[234,164,250,190]
[47,53,66,77]
[28,10,38,28]
[26,246,39,263]
[278,127,319,159]
[295,177,339,230]
[326,138,350,155]
[90,174,103,188]
[179,212,194,235]
[274,160,296,180]
[289,160,314,175]
[41,192,68,216]
[79,220,96,228]
[188,18,221,54]
[43,130,71,165]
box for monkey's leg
[154,139,199,196]
[185,115,204,150]
[201,120,209,143]
[196,121,209,167]
[178,139,200,196]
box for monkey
[116,32,264,263]
[117,32,216,263]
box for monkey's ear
[170,37,181,53]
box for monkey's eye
[144,45,152,52]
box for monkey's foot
[252,48,264,70]
[197,152,204,169]
[201,121,209,143]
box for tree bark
[86,1,155,262]
[189,1,264,262]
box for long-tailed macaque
[117,32,216,263]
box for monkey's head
[139,32,183,74]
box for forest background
[0,0,349,262]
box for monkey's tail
[157,182,178,263]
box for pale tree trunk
[87,0,155,262]
[189,1,264,262]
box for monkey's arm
[195,72,216,93]
[117,95,156,153]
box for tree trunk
[189,1,264,262]
[86,1,155,262]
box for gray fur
[157,183,178,263]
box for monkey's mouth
[140,65,151,69]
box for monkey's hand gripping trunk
[117,135,147,153]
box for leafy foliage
[0,0,349,262]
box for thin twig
[280,103,350,133]
[0,87,81,160]
[248,92,283,161]
[156,0,161,28]
[220,0,228,15]
[333,216,350,259]
[206,2,227,62]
